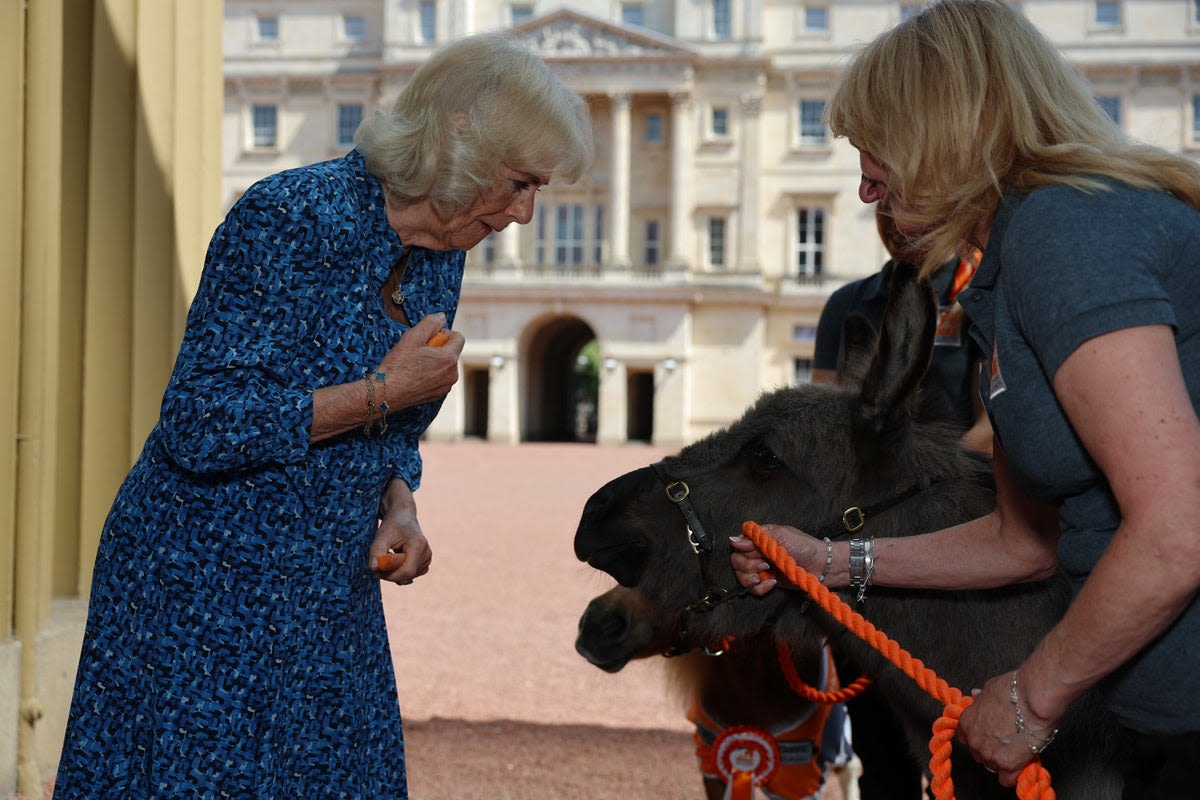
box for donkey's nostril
[580,607,629,643]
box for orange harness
[688,643,847,800]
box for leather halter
[651,461,751,655]
[649,459,927,656]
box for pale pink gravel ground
[385,440,700,799]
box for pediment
[511,7,696,61]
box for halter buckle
[664,480,690,504]
[688,587,730,613]
[842,506,866,533]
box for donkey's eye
[747,443,783,474]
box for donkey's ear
[838,313,877,386]
[855,262,936,433]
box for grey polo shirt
[960,179,1200,734]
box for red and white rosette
[712,725,780,800]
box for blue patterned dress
[55,151,464,798]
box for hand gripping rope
[741,520,1056,800]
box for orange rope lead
[774,639,872,705]
[741,520,1055,800]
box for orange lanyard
[948,247,981,303]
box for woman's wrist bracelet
[1010,670,1059,755]
[801,537,836,615]
[374,371,390,436]
[848,536,875,603]
[819,537,834,584]
[363,374,376,436]
[363,371,389,437]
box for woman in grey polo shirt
[730,1,1200,795]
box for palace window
[795,207,825,280]
[713,0,731,39]
[418,1,437,42]
[251,104,278,149]
[256,15,279,42]
[798,99,828,145]
[336,103,363,149]
[708,217,727,269]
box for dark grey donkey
[574,264,1126,799]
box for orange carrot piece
[375,552,406,571]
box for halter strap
[651,460,713,554]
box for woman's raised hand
[378,313,465,410]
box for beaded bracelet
[800,537,836,615]
[1010,670,1059,755]
[819,537,834,584]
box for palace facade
[223,0,1200,447]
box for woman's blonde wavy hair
[356,32,594,218]
[826,0,1200,276]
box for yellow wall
[1,2,223,796]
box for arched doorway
[521,315,598,442]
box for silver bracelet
[800,537,836,615]
[848,537,874,603]
[819,537,834,584]
[1010,670,1059,755]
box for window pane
[794,358,814,384]
[1095,1,1119,25]
[713,0,731,39]
[792,325,817,342]
[645,220,660,266]
[511,4,533,24]
[645,113,664,143]
[419,1,437,42]
[554,204,585,266]
[343,15,365,41]
[1193,95,1200,141]
[593,205,605,264]
[709,218,726,268]
[796,208,825,278]
[799,100,827,144]
[535,205,546,265]
[1095,95,1120,125]
[252,104,277,148]
[712,107,728,136]
[622,3,645,27]
[257,16,278,41]
[337,103,363,148]
[482,231,496,265]
[805,6,828,31]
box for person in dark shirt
[811,206,990,800]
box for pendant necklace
[389,248,412,307]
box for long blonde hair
[826,0,1200,276]
[356,32,594,217]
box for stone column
[595,357,627,446]
[737,91,763,273]
[667,90,693,273]
[487,355,520,444]
[608,92,631,270]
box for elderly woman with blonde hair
[56,32,592,799]
[731,1,1200,795]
